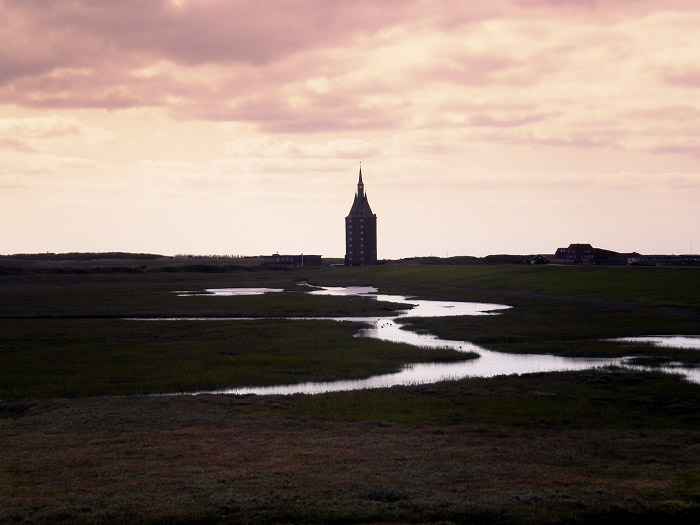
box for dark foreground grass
[1,370,699,524]
[0,319,470,399]
[288,369,700,428]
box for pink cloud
[1,0,699,157]
[0,138,42,154]
[1,1,412,71]
[468,112,552,128]
[0,116,113,159]
[646,142,700,157]
[662,68,700,88]
[407,54,521,87]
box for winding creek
[139,286,700,394]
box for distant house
[553,244,624,265]
[262,254,322,267]
[625,254,643,265]
[554,244,597,263]
[552,243,699,266]
[528,255,550,265]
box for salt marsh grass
[2,261,700,523]
[0,319,467,398]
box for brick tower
[345,166,377,266]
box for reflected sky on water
[140,286,700,394]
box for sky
[1,0,699,259]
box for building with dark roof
[554,243,635,265]
[345,167,377,266]
[553,243,700,266]
[554,243,599,263]
[262,254,321,267]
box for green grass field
[1,261,700,523]
[0,318,469,398]
[316,264,700,366]
[323,263,700,308]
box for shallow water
[207,355,623,395]
[142,285,700,394]
[174,287,283,297]
[308,285,509,318]
[613,336,700,350]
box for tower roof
[347,193,374,217]
[347,166,374,217]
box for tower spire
[357,163,364,198]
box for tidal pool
[140,285,700,394]
[612,336,700,350]
[308,285,508,318]
[174,287,283,297]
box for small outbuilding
[262,254,322,267]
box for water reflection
[174,287,283,297]
[309,285,509,318]
[208,356,618,396]
[613,336,700,350]
[145,286,700,394]
[212,357,700,395]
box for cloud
[0,115,110,140]
[0,138,42,154]
[0,116,114,159]
[136,155,358,188]
[0,0,410,73]
[0,150,100,191]
[663,67,700,88]
[225,137,381,159]
[2,0,700,158]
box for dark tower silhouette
[345,166,377,266]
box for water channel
[146,286,700,394]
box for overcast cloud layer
[2,0,699,257]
